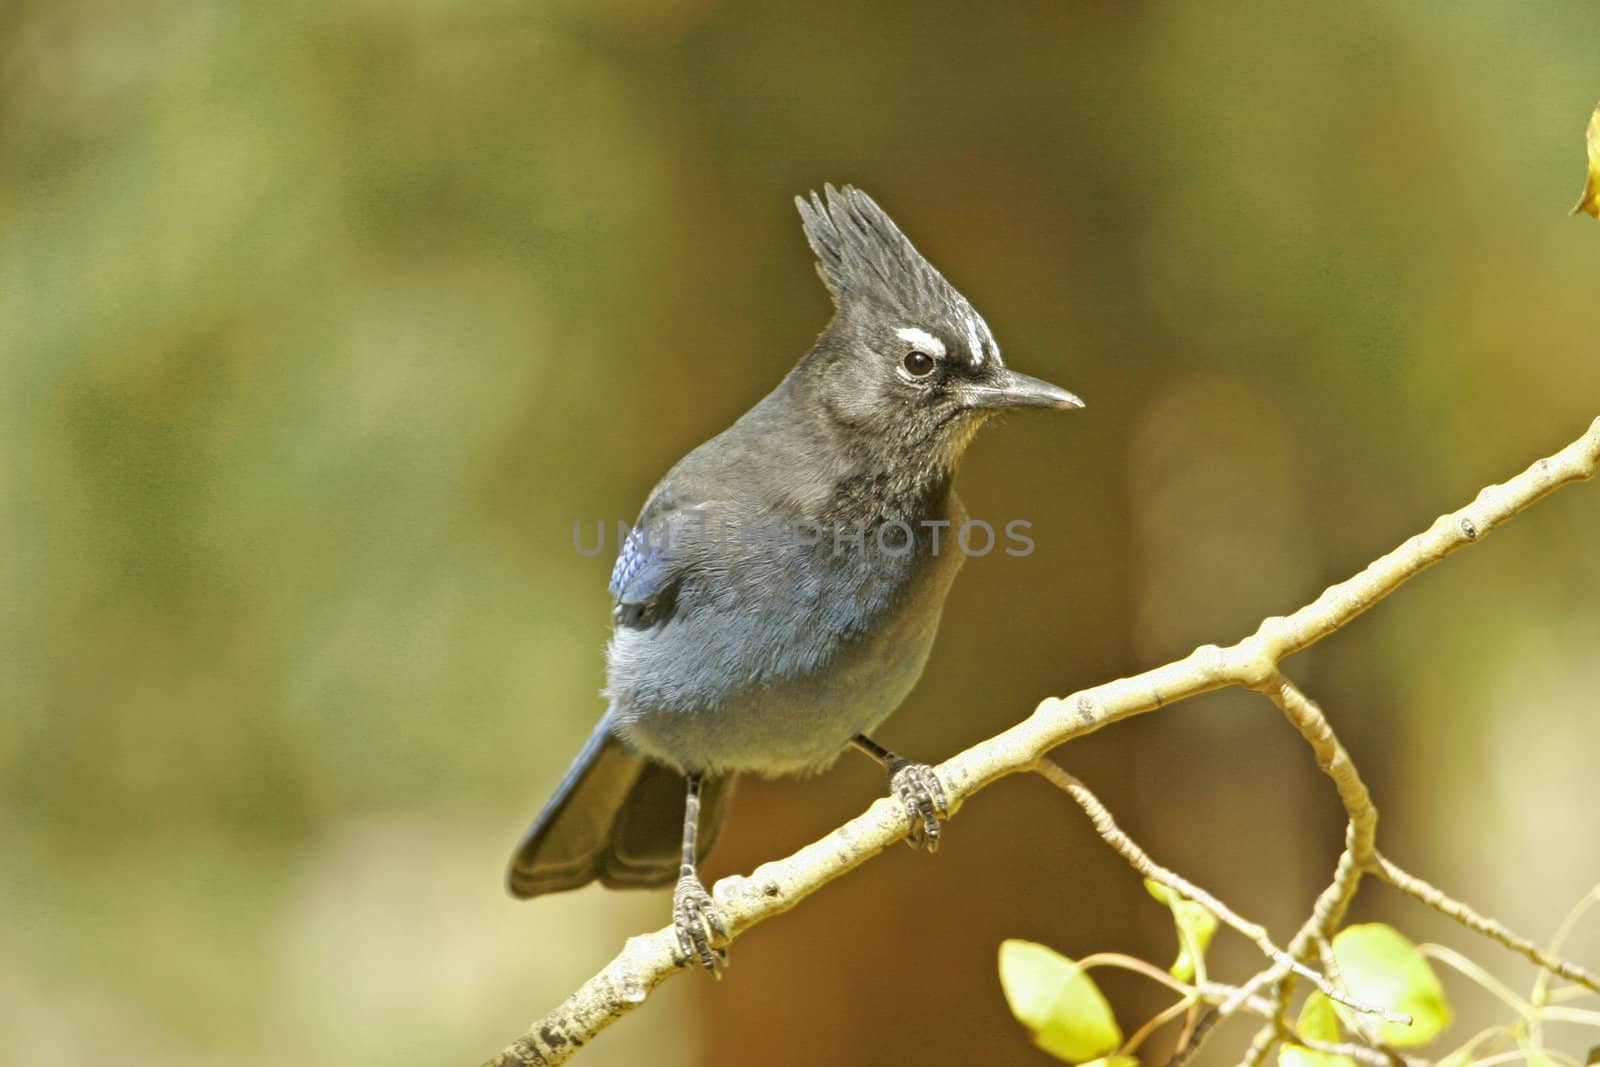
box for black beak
[960,368,1084,411]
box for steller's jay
[506,185,1082,974]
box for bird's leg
[850,734,948,852]
[672,773,729,977]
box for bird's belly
[608,546,964,776]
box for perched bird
[506,184,1082,974]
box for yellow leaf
[1573,100,1600,219]
[1278,993,1355,1067]
[1144,880,1218,983]
[1297,992,1343,1044]
[998,940,1123,1063]
[1331,924,1452,1047]
[1278,1044,1354,1067]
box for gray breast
[608,501,969,776]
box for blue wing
[610,509,692,628]
[610,524,674,602]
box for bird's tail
[506,710,733,897]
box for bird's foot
[672,873,729,978]
[888,759,948,852]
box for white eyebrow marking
[964,314,985,366]
[895,326,945,358]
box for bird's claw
[672,874,730,978]
[889,760,948,852]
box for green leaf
[1331,924,1452,1047]
[1278,994,1354,1067]
[1298,992,1343,1043]
[1574,101,1600,219]
[999,940,1123,1063]
[1144,880,1218,982]
[1278,1044,1354,1067]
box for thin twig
[1193,982,1280,1019]
[1374,853,1600,994]
[1078,951,1199,997]
[1121,996,1198,1058]
[1165,1006,1224,1067]
[1239,1019,1279,1067]
[1530,882,1600,1048]
[1289,1033,1416,1067]
[1469,1052,1584,1067]
[1420,943,1535,1015]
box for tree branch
[484,416,1600,1067]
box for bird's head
[795,184,1082,475]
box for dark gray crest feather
[795,185,965,316]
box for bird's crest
[795,185,969,318]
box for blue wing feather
[610,524,672,603]
[610,512,690,627]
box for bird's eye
[902,350,935,378]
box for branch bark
[485,416,1600,1067]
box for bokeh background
[6,2,1599,1064]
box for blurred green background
[5,2,1599,1064]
